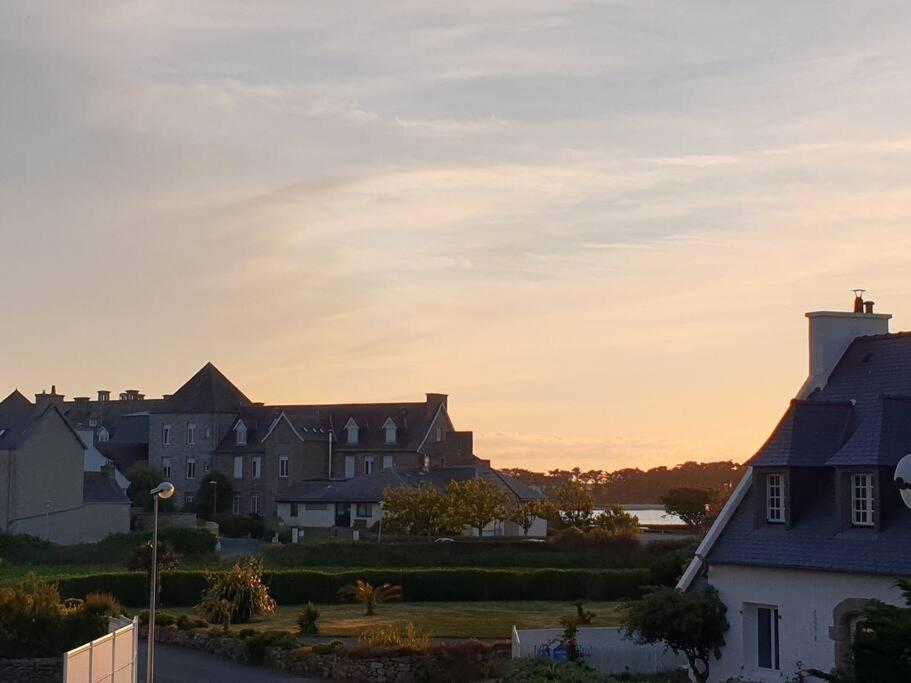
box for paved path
[138,642,327,682]
[216,537,264,558]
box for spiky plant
[338,580,402,616]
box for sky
[5,2,911,471]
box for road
[138,642,327,682]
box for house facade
[679,294,911,681]
[0,390,130,544]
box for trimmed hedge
[58,568,649,607]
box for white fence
[63,616,139,683]
[512,626,688,676]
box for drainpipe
[328,431,333,478]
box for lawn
[0,563,127,584]
[161,601,622,639]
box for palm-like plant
[338,580,402,616]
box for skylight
[0,428,6,437]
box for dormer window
[345,418,359,445]
[89,418,98,427]
[766,473,785,523]
[851,473,875,527]
[98,427,110,443]
[383,417,397,445]
[235,420,247,446]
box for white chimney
[797,292,891,398]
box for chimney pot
[865,301,875,314]
[97,390,110,402]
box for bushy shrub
[297,602,320,634]
[501,658,605,682]
[359,622,429,650]
[59,573,148,607]
[311,639,345,655]
[82,592,122,617]
[175,614,208,630]
[243,630,298,664]
[126,541,180,572]
[212,515,265,539]
[197,558,276,625]
[157,528,217,556]
[0,575,109,658]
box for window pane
[758,607,772,669]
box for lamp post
[210,479,217,517]
[147,481,174,683]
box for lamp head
[150,482,175,500]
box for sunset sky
[5,2,911,471]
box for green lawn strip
[157,601,622,639]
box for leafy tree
[661,487,716,529]
[338,580,402,616]
[592,504,639,534]
[196,472,234,518]
[508,500,552,536]
[623,586,728,683]
[125,463,174,512]
[381,485,460,538]
[197,558,276,625]
[446,479,509,536]
[552,480,595,529]
[126,541,180,607]
[851,579,911,681]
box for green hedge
[58,568,649,607]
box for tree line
[501,459,746,504]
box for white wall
[708,564,903,682]
[502,516,548,538]
[277,502,335,527]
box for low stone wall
[0,657,62,683]
[152,626,509,682]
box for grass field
[0,564,126,584]
[158,601,623,639]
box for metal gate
[64,616,138,683]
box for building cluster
[0,363,543,544]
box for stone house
[0,390,130,544]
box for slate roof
[275,462,543,504]
[707,471,911,576]
[83,472,130,504]
[0,390,39,449]
[712,331,911,575]
[214,399,446,454]
[166,362,252,413]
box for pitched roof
[707,472,911,576]
[750,399,854,467]
[167,362,252,413]
[0,390,37,449]
[83,472,130,504]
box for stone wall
[152,626,509,682]
[0,657,62,683]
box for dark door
[335,503,351,527]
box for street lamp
[146,481,174,683]
[210,479,218,517]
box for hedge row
[58,568,650,607]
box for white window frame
[162,423,172,446]
[98,427,109,442]
[89,418,98,427]
[852,473,875,527]
[766,473,784,523]
[383,418,397,445]
[346,420,359,445]
[436,427,442,442]
[187,422,197,445]
[233,456,243,479]
[162,457,171,480]
[252,456,261,480]
[356,503,372,518]
[382,455,393,470]
[364,456,374,476]
[235,421,247,446]
[186,457,196,480]
[290,502,299,517]
[232,494,242,515]
[279,455,289,478]
[250,494,261,515]
[344,455,356,479]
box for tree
[552,480,595,529]
[126,541,179,607]
[196,472,234,518]
[623,586,728,683]
[338,580,402,616]
[850,579,911,681]
[381,485,460,538]
[661,487,716,529]
[446,479,509,536]
[592,504,639,534]
[197,558,276,625]
[508,500,552,536]
[125,463,174,512]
